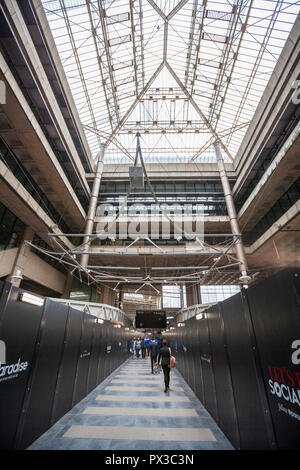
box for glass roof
[42,0,299,164]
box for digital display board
[135,310,166,328]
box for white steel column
[213,140,249,282]
[80,143,106,268]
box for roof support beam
[165,62,234,160]
[86,0,115,131]
[83,125,134,161]
[146,0,166,20]
[97,0,120,125]
[107,61,165,145]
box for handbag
[153,363,162,374]
[169,348,176,368]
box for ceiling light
[196,313,204,320]
[10,269,23,281]
[20,292,44,307]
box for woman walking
[157,338,171,393]
[135,337,142,358]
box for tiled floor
[28,357,234,450]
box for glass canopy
[42,0,299,163]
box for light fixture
[196,313,204,320]
[97,319,104,324]
[239,274,251,284]
[20,292,44,307]
[10,269,23,281]
[177,322,185,327]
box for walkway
[28,357,233,450]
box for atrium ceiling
[41,0,299,164]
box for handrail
[49,298,133,328]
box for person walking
[141,337,146,358]
[149,338,159,373]
[145,336,151,356]
[157,338,171,393]
[135,337,142,358]
[130,337,136,359]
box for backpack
[169,348,176,368]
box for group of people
[129,336,162,359]
[129,336,172,393]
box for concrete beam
[0,54,86,229]
[89,162,236,181]
[0,159,74,250]
[2,0,91,196]
[233,14,300,191]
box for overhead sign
[136,310,166,315]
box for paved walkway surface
[28,357,234,450]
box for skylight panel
[106,12,130,25]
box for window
[163,285,186,309]
[200,285,240,303]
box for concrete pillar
[6,226,34,287]
[213,141,249,283]
[185,285,193,307]
[102,284,117,307]
[61,270,73,299]
[185,284,201,307]
[80,143,106,268]
[180,285,185,309]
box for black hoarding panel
[221,293,271,449]
[187,321,197,391]
[206,304,239,448]
[116,327,124,368]
[189,318,205,405]
[177,328,184,377]
[0,285,43,450]
[96,323,106,384]
[246,268,300,449]
[104,321,113,378]
[51,307,84,423]
[87,321,102,393]
[17,299,68,449]
[183,323,193,388]
[72,313,94,405]
[111,326,118,372]
[197,314,218,421]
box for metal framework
[49,297,133,326]
[42,0,298,162]
[35,0,299,293]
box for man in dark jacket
[149,338,159,373]
[141,337,146,358]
